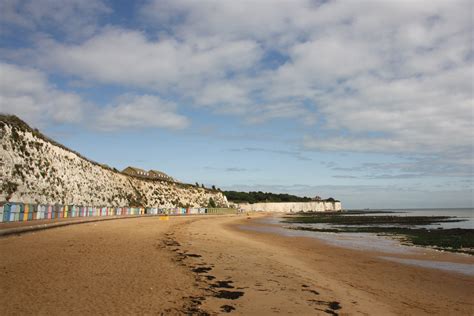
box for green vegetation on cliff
[223,191,338,204]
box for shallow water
[240,217,415,255]
[238,216,473,276]
[379,256,474,276]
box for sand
[0,214,473,315]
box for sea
[239,208,474,276]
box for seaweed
[292,226,474,255]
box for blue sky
[0,0,473,209]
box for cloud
[4,0,472,169]
[0,63,189,132]
[0,0,111,39]
[143,1,471,157]
[204,166,255,173]
[95,94,189,131]
[0,62,87,126]
[327,153,474,179]
[37,27,262,91]
[230,147,312,161]
[140,0,320,45]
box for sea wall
[0,116,228,208]
[239,201,342,213]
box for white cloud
[96,94,189,131]
[140,0,319,45]
[12,0,472,159]
[0,63,189,132]
[37,27,262,91]
[0,62,86,125]
[0,0,111,39]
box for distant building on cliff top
[122,166,175,182]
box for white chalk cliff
[239,201,342,213]
[0,115,228,208]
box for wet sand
[1,214,473,315]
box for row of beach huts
[0,202,237,223]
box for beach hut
[22,204,29,221]
[42,205,47,219]
[37,205,43,220]
[2,203,11,222]
[0,204,4,223]
[41,205,45,219]
[47,205,53,219]
[28,204,34,220]
[36,205,41,220]
[53,205,59,219]
[18,204,24,222]
[12,204,20,221]
[8,204,14,221]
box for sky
[0,0,473,209]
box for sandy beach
[1,214,473,315]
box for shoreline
[245,214,474,266]
[1,214,473,315]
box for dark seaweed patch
[211,281,234,289]
[309,300,341,312]
[220,305,236,313]
[192,266,213,273]
[185,253,202,258]
[214,290,244,300]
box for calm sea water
[349,208,473,229]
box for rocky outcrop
[239,201,342,213]
[0,115,228,208]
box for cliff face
[239,201,342,212]
[0,115,228,208]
